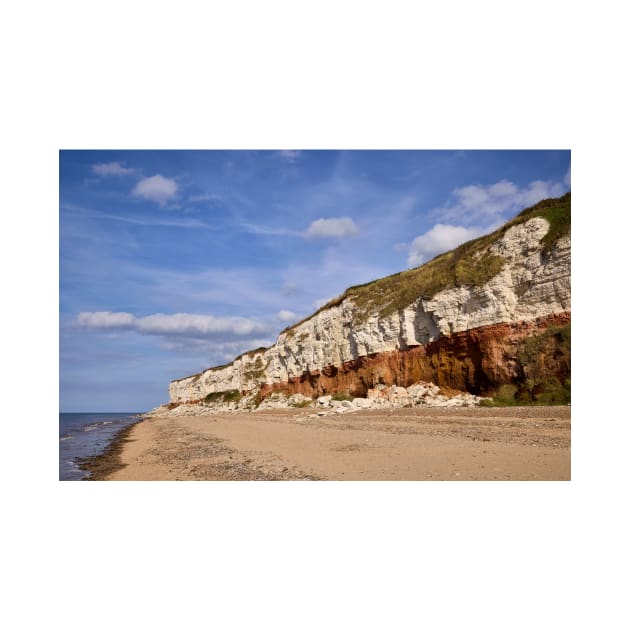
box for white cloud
[277,310,298,322]
[78,311,268,338]
[91,162,136,176]
[135,313,266,336]
[436,178,566,224]
[132,175,178,206]
[77,311,135,328]
[304,217,359,239]
[407,224,483,267]
[564,165,571,188]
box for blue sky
[60,150,570,411]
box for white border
[4,1,627,629]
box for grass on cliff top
[284,192,571,330]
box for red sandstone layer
[259,312,571,400]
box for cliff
[168,193,570,408]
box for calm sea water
[59,412,142,480]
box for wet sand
[84,406,570,480]
[78,420,142,480]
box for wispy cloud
[238,221,300,237]
[137,266,291,315]
[280,247,390,315]
[564,165,571,188]
[188,193,222,203]
[62,204,213,229]
[92,161,137,176]
[78,311,269,338]
[160,337,273,360]
[304,217,359,239]
[132,175,178,206]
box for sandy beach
[82,406,570,480]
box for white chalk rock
[317,395,332,407]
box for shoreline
[78,417,146,480]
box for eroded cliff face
[169,215,571,404]
[259,312,570,399]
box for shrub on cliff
[290,400,312,408]
[481,377,570,406]
[204,390,242,404]
[481,323,571,406]
[331,393,354,402]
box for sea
[59,412,143,480]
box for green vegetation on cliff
[481,323,571,406]
[284,193,571,329]
[331,392,354,402]
[204,389,242,404]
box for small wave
[60,435,73,442]
[103,421,113,425]
[83,424,100,432]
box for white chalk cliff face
[169,215,571,403]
